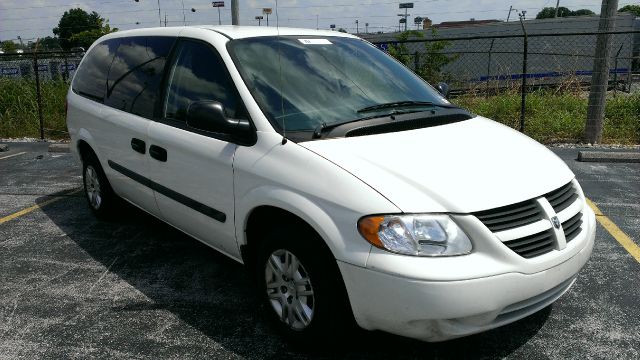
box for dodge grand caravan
[66,26,595,343]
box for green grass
[0,78,69,139]
[0,78,638,144]
[456,90,640,144]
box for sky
[0,0,635,43]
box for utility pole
[554,0,560,18]
[585,0,619,143]
[355,20,359,34]
[365,22,369,33]
[316,15,319,30]
[157,0,162,27]
[231,0,239,25]
[181,0,186,25]
[164,13,167,27]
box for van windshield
[228,36,452,132]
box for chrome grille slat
[504,230,553,248]
[552,193,578,213]
[503,230,554,258]
[521,244,555,258]
[481,208,541,225]
[474,200,543,232]
[546,182,573,201]
[476,203,538,220]
[511,238,554,253]
[546,182,578,213]
[562,212,583,242]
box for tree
[337,28,348,33]
[572,9,595,16]
[38,36,61,50]
[53,8,116,50]
[1,40,17,53]
[618,5,640,17]
[388,29,457,84]
[536,6,572,19]
[70,21,117,49]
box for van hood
[299,116,574,213]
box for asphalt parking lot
[1,142,639,359]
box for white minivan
[66,26,595,343]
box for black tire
[256,223,355,346]
[82,152,117,218]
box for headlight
[358,214,472,256]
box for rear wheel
[82,152,117,218]
[256,225,354,344]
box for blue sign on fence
[1,67,19,75]
[37,64,48,72]
[60,63,76,71]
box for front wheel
[256,225,355,344]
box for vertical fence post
[413,51,420,72]
[485,39,495,98]
[63,53,70,82]
[612,43,623,96]
[32,50,45,140]
[519,16,528,133]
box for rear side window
[164,40,242,121]
[105,36,175,119]
[72,38,119,101]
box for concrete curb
[48,143,70,153]
[577,151,640,163]
[0,144,8,152]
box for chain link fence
[371,30,639,140]
[373,30,639,94]
[0,50,82,139]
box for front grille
[473,200,543,232]
[475,181,583,259]
[503,229,555,258]
[545,182,578,213]
[562,212,583,242]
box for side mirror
[186,101,251,139]
[436,82,450,99]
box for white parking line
[0,151,27,160]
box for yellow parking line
[0,151,27,160]
[587,198,640,263]
[0,189,82,225]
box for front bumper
[338,206,595,342]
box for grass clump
[456,90,639,144]
[0,78,69,139]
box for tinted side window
[105,36,174,119]
[72,38,119,101]
[164,40,242,122]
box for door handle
[149,145,167,162]
[131,138,146,154]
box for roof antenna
[275,0,287,145]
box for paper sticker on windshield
[298,39,332,45]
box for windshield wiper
[356,101,457,113]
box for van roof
[102,26,358,41]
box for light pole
[399,3,413,32]
[355,19,359,34]
[212,2,224,25]
[365,22,369,33]
[263,8,272,26]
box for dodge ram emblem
[551,216,561,229]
